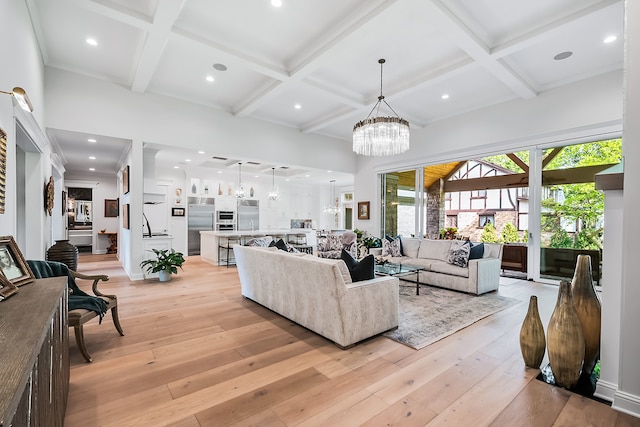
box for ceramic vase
[547,281,584,389]
[571,254,601,375]
[158,270,172,282]
[519,295,546,368]
[46,240,79,271]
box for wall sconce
[0,87,33,112]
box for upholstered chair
[317,231,358,259]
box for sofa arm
[470,257,501,294]
[338,276,399,346]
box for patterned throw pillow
[382,237,402,257]
[245,236,272,247]
[447,240,471,267]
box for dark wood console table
[0,277,69,426]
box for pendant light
[268,167,280,201]
[323,180,339,215]
[235,162,245,198]
[352,59,410,156]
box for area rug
[384,284,521,349]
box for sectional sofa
[383,237,503,295]
[233,245,399,348]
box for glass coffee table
[374,263,425,295]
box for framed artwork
[105,199,119,217]
[0,272,18,301]
[0,127,6,214]
[122,165,130,194]
[123,203,130,229]
[172,207,185,217]
[0,235,35,287]
[62,190,67,216]
[358,201,370,220]
[44,176,54,215]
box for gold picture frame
[0,235,35,286]
[358,201,370,220]
[0,127,6,214]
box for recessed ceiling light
[89,168,95,171]
[294,104,301,110]
[88,138,96,143]
[285,178,290,182]
[604,35,617,44]
[88,156,96,160]
[185,159,191,162]
[441,94,450,100]
[304,174,310,178]
[217,171,223,174]
[554,51,573,61]
[327,170,332,173]
[254,175,259,178]
[86,38,98,46]
[198,151,205,154]
[206,75,214,82]
[271,0,283,7]
[213,63,227,71]
[174,166,179,169]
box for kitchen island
[200,229,316,265]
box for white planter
[158,270,172,282]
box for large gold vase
[571,254,601,375]
[547,281,584,389]
[519,295,546,368]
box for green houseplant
[139,248,185,282]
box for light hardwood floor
[63,254,640,427]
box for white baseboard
[594,380,617,402]
[613,390,640,419]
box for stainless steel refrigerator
[188,197,215,255]
[237,199,259,231]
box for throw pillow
[340,249,375,282]
[271,238,288,252]
[382,236,402,257]
[469,242,485,260]
[246,236,272,247]
[447,240,471,268]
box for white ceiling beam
[130,0,186,93]
[492,0,621,58]
[68,0,153,30]
[429,0,537,100]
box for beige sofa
[384,238,503,295]
[233,245,399,348]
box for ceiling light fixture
[554,51,573,60]
[0,87,33,112]
[604,35,617,43]
[268,167,280,201]
[353,59,409,156]
[235,162,245,198]
[86,38,98,46]
[271,0,283,7]
[206,75,214,82]
[323,180,339,215]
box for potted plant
[139,248,185,282]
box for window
[479,214,494,228]
[446,215,458,228]
[471,190,487,198]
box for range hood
[143,149,167,204]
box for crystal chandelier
[353,59,410,156]
[268,167,280,201]
[323,180,339,215]
[235,162,245,198]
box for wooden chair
[68,269,124,362]
[27,260,124,362]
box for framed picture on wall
[0,235,35,287]
[123,203,130,229]
[172,207,185,217]
[122,165,130,194]
[0,127,6,215]
[358,201,370,220]
[104,199,118,217]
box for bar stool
[218,234,241,267]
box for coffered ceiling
[30,0,624,181]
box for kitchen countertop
[142,234,174,239]
[200,229,313,237]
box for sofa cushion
[429,260,470,278]
[400,237,421,259]
[341,249,374,282]
[418,239,451,261]
[469,242,484,260]
[447,240,471,267]
[383,236,402,257]
[270,238,300,253]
